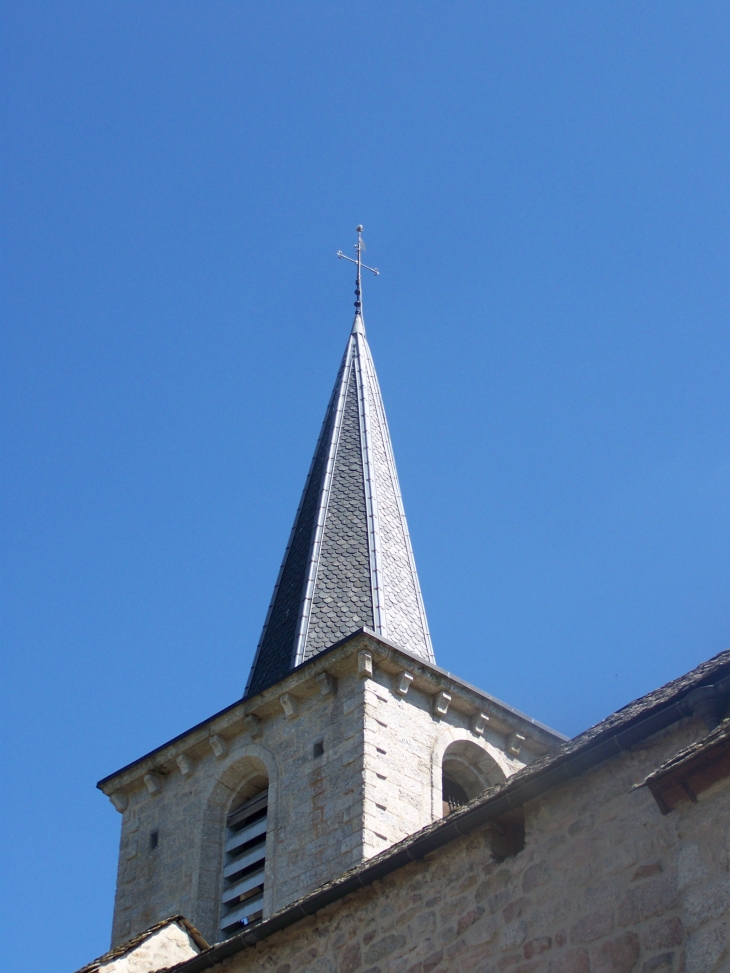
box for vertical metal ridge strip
[354,328,386,638]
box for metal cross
[337,225,379,316]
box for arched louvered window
[440,740,506,816]
[442,772,469,815]
[220,789,267,937]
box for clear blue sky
[2,3,729,970]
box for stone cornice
[97,629,566,799]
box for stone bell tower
[97,229,565,949]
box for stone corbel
[316,672,336,696]
[143,773,162,796]
[279,693,300,720]
[358,650,373,679]
[396,671,414,696]
[471,712,489,736]
[209,734,228,758]
[432,691,452,718]
[176,753,194,777]
[507,731,526,756]
[244,714,262,738]
[109,792,129,813]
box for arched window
[441,740,505,816]
[220,781,268,938]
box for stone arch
[191,743,279,944]
[430,727,509,820]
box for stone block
[209,734,228,757]
[460,940,498,973]
[456,908,484,935]
[677,843,706,890]
[617,879,678,926]
[548,949,590,973]
[503,897,531,923]
[143,773,162,796]
[338,942,362,973]
[502,921,528,948]
[422,949,444,973]
[631,862,662,882]
[176,754,193,777]
[317,672,336,696]
[685,924,728,973]
[110,792,128,812]
[524,937,552,959]
[432,692,451,718]
[244,714,262,738]
[641,917,684,950]
[396,672,414,696]
[591,932,639,973]
[570,910,613,945]
[279,694,300,720]
[684,880,730,929]
[364,933,407,964]
[507,732,526,756]
[358,651,373,679]
[522,862,550,892]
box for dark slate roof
[245,314,433,697]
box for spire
[245,229,434,697]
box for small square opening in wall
[313,740,325,758]
[149,830,159,850]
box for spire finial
[337,225,379,326]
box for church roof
[245,311,434,697]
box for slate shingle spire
[245,231,434,697]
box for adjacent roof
[246,313,434,697]
[170,647,730,973]
[73,917,208,973]
[640,716,730,814]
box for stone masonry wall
[360,667,523,860]
[108,642,533,949]
[196,716,730,973]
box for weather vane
[337,225,379,316]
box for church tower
[98,229,565,948]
